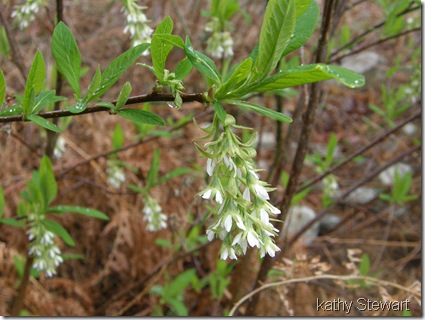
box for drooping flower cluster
[197,114,281,260]
[11,0,46,29]
[121,0,153,54]
[204,17,234,59]
[142,194,167,232]
[27,213,63,277]
[53,136,66,159]
[106,161,126,189]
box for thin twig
[0,92,207,123]
[0,3,27,86]
[330,3,420,59]
[284,145,420,252]
[297,108,422,193]
[45,0,65,157]
[229,274,420,316]
[331,27,421,63]
[11,255,34,316]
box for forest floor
[0,0,422,316]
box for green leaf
[174,58,192,80]
[184,37,221,86]
[251,64,365,92]
[52,22,81,98]
[147,149,160,189]
[215,57,253,99]
[153,34,185,49]
[96,102,115,109]
[93,44,149,98]
[42,219,75,246]
[83,66,102,103]
[62,253,85,260]
[251,0,296,82]
[38,155,57,207]
[359,253,370,276]
[213,101,226,123]
[32,90,66,115]
[118,108,164,126]
[0,70,5,106]
[225,100,292,123]
[0,105,24,116]
[68,100,88,114]
[112,123,124,150]
[23,51,46,114]
[325,133,337,167]
[0,218,23,227]
[115,82,132,111]
[281,0,319,57]
[151,17,174,80]
[155,238,172,248]
[27,114,62,133]
[168,298,188,316]
[157,167,191,186]
[48,205,109,221]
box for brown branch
[245,0,337,315]
[0,92,207,123]
[11,255,34,316]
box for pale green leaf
[147,149,160,188]
[174,58,192,80]
[23,51,46,114]
[32,90,66,115]
[252,64,365,92]
[27,114,62,133]
[52,22,81,98]
[184,37,221,86]
[118,108,164,126]
[281,0,319,57]
[38,155,57,207]
[215,57,253,99]
[153,34,185,49]
[42,219,75,246]
[251,0,296,82]
[115,82,132,111]
[226,100,292,123]
[48,205,109,220]
[151,17,174,80]
[93,44,149,98]
[83,66,102,103]
[213,101,226,123]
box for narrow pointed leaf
[42,219,75,246]
[226,100,292,123]
[38,155,57,207]
[281,0,319,57]
[23,51,46,114]
[52,22,81,97]
[0,218,23,227]
[118,108,164,126]
[94,44,149,98]
[32,90,66,114]
[184,37,221,86]
[251,0,296,82]
[27,114,62,133]
[153,34,185,49]
[151,17,174,79]
[252,64,365,92]
[213,101,226,123]
[115,82,132,111]
[0,105,23,116]
[48,205,109,220]
[215,57,252,99]
[83,66,102,103]
[147,149,160,188]
[174,57,192,80]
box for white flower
[206,158,216,176]
[142,195,167,232]
[254,184,270,200]
[247,230,260,248]
[223,215,232,232]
